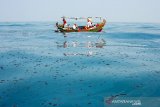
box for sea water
[0,22,160,107]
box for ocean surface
[0,22,160,107]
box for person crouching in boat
[62,18,67,28]
[72,24,78,30]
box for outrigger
[55,17,106,33]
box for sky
[0,0,160,22]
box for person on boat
[56,22,58,27]
[62,18,67,27]
[87,18,92,28]
[72,24,78,30]
[55,22,59,32]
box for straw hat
[87,18,92,22]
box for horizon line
[0,20,160,24]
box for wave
[0,23,35,27]
[106,32,160,39]
[138,26,160,30]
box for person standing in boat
[87,18,92,28]
[62,18,67,27]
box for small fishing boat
[55,17,106,33]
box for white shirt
[87,21,92,27]
[73,24,76,30]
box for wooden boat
[55,17,106,33]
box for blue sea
[0,22,160,107]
